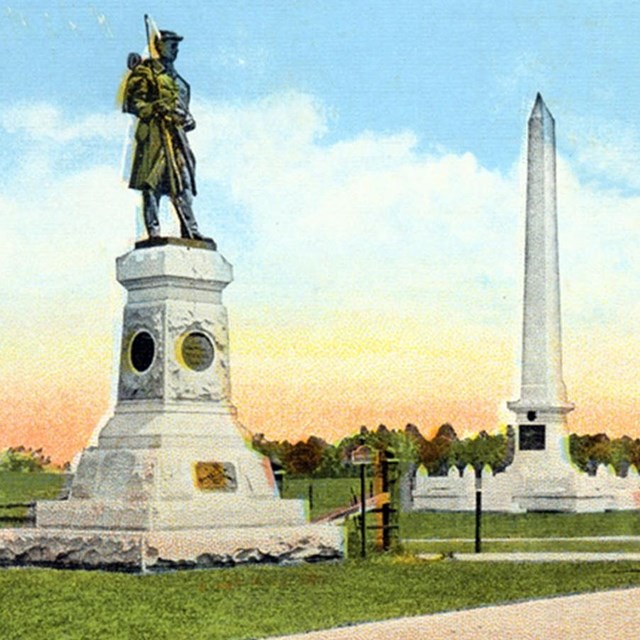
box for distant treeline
[252,423,512,478]
[252,424,640,478]
[569,433,640,477]
[0,447,69,473]
[4,428,639,478]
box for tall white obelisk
[507,94,574,481]
[413,94,631,513]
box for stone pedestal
[1,240,343,570]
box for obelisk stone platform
[0,241,343,570]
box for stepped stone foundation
[0,240,343,570]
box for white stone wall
[412,464,640,512]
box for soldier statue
[123,25,210,242]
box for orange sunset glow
[1,308,638,464]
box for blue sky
[2,1,639,169]
[1,2,640,456]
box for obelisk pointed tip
[530,93,554,122]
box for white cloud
[0,196,21,274]
[191,91,640,343]
[2,92,638,339]
[556,156,640,329]
[190,92,521,321]
[1,162,136,303]
[2,93,640,442]
[0,103,121,142]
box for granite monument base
[0,525,343,572]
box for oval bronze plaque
[181,332,214,371]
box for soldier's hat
[157,30,183,42]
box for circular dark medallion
[181,332,214,371]
[130,331,155,373]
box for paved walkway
[271,587,640,639]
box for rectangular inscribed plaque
[519,425,546,451]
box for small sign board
[519,424,546,451]
[351,444,373,465]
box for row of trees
[251,423,513,478]
[252,425,640,479]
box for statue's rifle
[143,14,193,238]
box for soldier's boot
[174,191,205,240]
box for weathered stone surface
[37,494,308,530]
[0,529,144,570]
[146,526,343,569]
[118,304,165,401]
[166,301,231,402]
[0,526,343,572]
[412,465,640,513]
[43,245,309,529]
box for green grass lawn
[3,472,639,544]
[401,510,640,539]
[282,476,363,519]
[0,471,67,525]
[0,471,67,502]
[404,539,640,554]
[284,477,640,558]
[1,559,640,639]
[2,473,640,637]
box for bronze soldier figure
[123,29,207,240]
